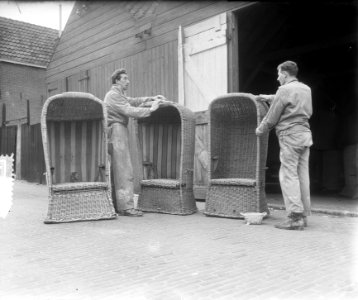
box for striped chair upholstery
[137,103,197,215]
[47,120,105,184]
[138,122,181,180]
[41,92,116,223]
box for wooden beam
[15,123,21,179]
[2,103,6,126]
[178,25,185,106]
[195,111,208,125]
[227,11,239,93]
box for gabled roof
[0,16,59,68]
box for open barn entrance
[235,2,357,198]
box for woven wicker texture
[46,95,103,121]
[139,186,197,215]
[204,93,269,219]
[52,182,108,191]
[141,179,183,189]
[44,188,115,224]
[210,178,256,186]
[137,103,197,215]
[41,92,116,224]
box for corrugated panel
[20,124,45,183]
[0,126,16,155]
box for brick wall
[0,61,46,125]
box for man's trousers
[278,131,312,216]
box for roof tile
[0,16,59,67]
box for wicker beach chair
[41,92,116,224]
[137,102,197,215]
[204,93,269,218]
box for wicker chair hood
[138,102,196,184]
[42,92,104,121]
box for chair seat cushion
[210,178,256,186]
[140,179,183,189]
[52,182,108,192]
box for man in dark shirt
[256,61,313,230]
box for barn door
[179,13,228,110]
[178,13,228,199]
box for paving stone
[1,181,358,300]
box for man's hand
[255,94,273,103]
[149,100,161,112]
[255,127,264,136]
[144,95,167,105]
[153,95,167,101]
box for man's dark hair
[277,61,298,77]
[111,68,127,84]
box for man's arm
[106,92,152,119]
[126,96,149,107]
[127,95,167,107]
[255,89,288,136]
[256,94,275,104]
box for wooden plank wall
[0,125,17,159]
[20,123,45,183]
[46,1,248,95]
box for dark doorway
[236,2,358,196]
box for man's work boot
[118,208,143,217]
[275,212,304,230]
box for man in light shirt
[256,61,313,230]
[104,68,166,217]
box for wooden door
[180,13,228,111]
[178,13,228,199]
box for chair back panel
[138,123,181,180]
[210,96,258,179]
[47,120,105,184]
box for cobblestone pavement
[1,181,358,300]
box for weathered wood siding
[47,1,248,99]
